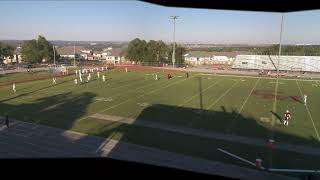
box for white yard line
[207,80,240,109]
[3,75,159,114]
[100,77,192,113]
[226,78,261,133]
[1,72,142,103]
[79,76,195,121]
[296,80,320,142]
[217,148,263,169]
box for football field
[1,68,320,174]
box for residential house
[56,46,84,59]
[81,49,92,54]
[102,48,123,64]
[93,51,103,60]
[3,46,23,64]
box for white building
[101,48,123,64]
[184,51,233,65]
[3,46,23,64]
[93,51,103,59]
[232,55,320,72]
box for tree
[145,40,158,64]
[167,43,186,67]
[125,38,147,63]
[155,40,168,63]
[21,40,41,64]
[21,35,57,64]
[126,38,185,66]
[0,43,14,62]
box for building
[101,48,123,64]
[93,51,103,60]
[13,47,23,63]
[232,55,320,72]
[184,51,233,65]
[56,46,84,59]
[3,46,23,64]
[80,49,94,60]
[80,49,92,54]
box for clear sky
[0,0,320,44]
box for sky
[0,0,320,44]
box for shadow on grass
[0,86,319,179]
[271,110,283,123]
[93,103,320,179]
[0,78,74,103]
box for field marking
[27,75,145,101]
[2,74,159,113]
[177,78,224,107]
[217,148,262,168]
[2,72,191,123]
[207,80,240,109]
[0,71,144,102]
[0,78,76,103]
[198,73,319,82]
[75,74,172,110]
[296,80,320,142]
[78,75,196,121]
[2,78,88,114]
[100,76,193,112]
[225,78,261,133]
[89,113,320,156]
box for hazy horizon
[1,1,320,44]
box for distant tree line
[189,44,320,56]
[123,38,186,66]
[256,44,320,56]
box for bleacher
[232,55,320,72]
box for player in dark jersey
[284,110,291,126]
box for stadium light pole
[53,45,56,66]
[170,16,178,68]
[73,44,76,66]
[277,13,284,77]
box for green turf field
[0,68,320,176]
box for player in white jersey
[87,73,91,82]
[74,79,78,84]
[304,94,307,105]
[284,110,291,126]
[102,75,106,82]
[12,83,16,92]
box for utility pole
[277,13,284,77]
[270,13,284,169]
[73,44,76,66]
[53,45,56,66]
[170,16,178,68]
